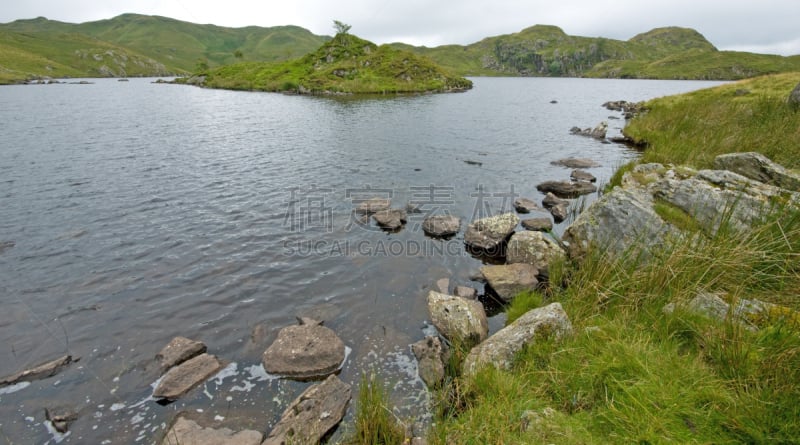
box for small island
[184,22,473,95]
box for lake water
[0,77,723,443]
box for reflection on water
[0,77,723,443]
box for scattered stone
[549,204,568,223]
[1,355,74,387]
[262,374,351,445]
[550,100,558,104]
[788,81,800,110]
[156,337,207,372]
[570,121,607,139]
[422,215,461,237]
[541,192,567,209]
[463,159,483,166]
[45,408,77,434]
[713,152,800,192]
[513,197,540,213]
[426,291,488,344]
[411,336,447,388]
[506,231,566,270]
[536,180,597,199]
[521,217,553,231]
[454,285,478,300]
[405,202,423,213]
[355,197,391,215]
[262,318,345,380]
[570,169,597,183]
[436,278,450,294]
[463,303,572,376]
[0,241,15,254]
[464,213,520,251]
[550,157,600,169]
[153,353,224,400]
[480,263,539,302]
[372,208,407,230]
[161,416,263,445]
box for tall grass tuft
[349,373,406,445]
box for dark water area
[0,77,723,443]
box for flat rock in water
[161,416,263,445]
[422,215,461,237]
[464,213,520,250]
[262,374,351,445]
[427,290,488,345]
[463,303,572,377]
[550,157,601,169]
[262,322,345,380]
[372,208,407,230]
[1,355,73,387]
[153,353,224,400]
[480,263,539,302]
[513,197,540,213]
[156,337,207,372]
[521,217,553,231]
[536,180,597,199]
[570,169,597,183]
[355,197,391,215]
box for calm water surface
[0,77,723,443]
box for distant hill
[395,25,800,80]
[197,32,472,94]
[1,14,798,84]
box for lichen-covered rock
[153,353,224,400]
[161,417,262,445]
[262,374,351,445]
[713,152,800,192]
[463,303,572,377]
[480,263,539,302]
[262,319,345,380]
[422,215,461,237]
[506,231,565,271]
[426,291,488,344]
[464,213,520,250]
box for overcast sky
[2,0,799,56]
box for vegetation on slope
[426,74,800,443]
[199,31,472,94]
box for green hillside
[398,26,800,80]
[198,32,472,94]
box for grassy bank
[422,74,800,444]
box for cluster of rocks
[570,121,608,140]
[530,157,601,223]
[602,100,647,119]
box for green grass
[426,74,800,444]
[347,373,406,445]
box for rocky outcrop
[480,263,539,302]
[161,417,262,445]
[513,198,540,213]
[422,215,461,237]
[411,336,448,388]
[789,81,800,110]
[713,152,800,192]
[551,158,600,169]
[570,121,607,139]
[262,318,345,380]
[427,291,488,344]
[356,197,391,215]
[464,213,520,250]
[153,353,224,400]
[463,303,572,377]
[521,217,553,232]
[156,337,206,372]
[372,208,407,230]
[570,169,596,183]
[536,180,597,199]
[1,355,74,387]
[506,231,565,271]
[262,374,351,445]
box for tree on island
[333,20,351,35]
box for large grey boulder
[161,417,262,445]
[156,337,206,372]
[426,291,488,345]
[480,263,539,302]
[262,374,351,445]
[464,213,520,250]
[463,303,572,377]
[562,187,681,260]
[411,336,448,388]
[713,152,800,192]
[262,318,345,380]
[422,215,461,237]
[789,81,800,110]
[506,231,565,271]
[536,180,597,199]
[153,353,224,400]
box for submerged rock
[411,336,448,388]
[355,197,391,215]
[521,217,553,232]
[550,157,600,169]
[426,291,488,345]
[463,302,572,377]
[422,215,461,237]
[156,337,206,372]
[1,355,74,387]
[536,180,597,199]
[161,417,263,445]
[372,208,407,230]
[262,318,345,380]
[262,374,351,445]
[153,353,224,400]
[506,231,565,271]
[464,213,520,250]
[480,263,539,302]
